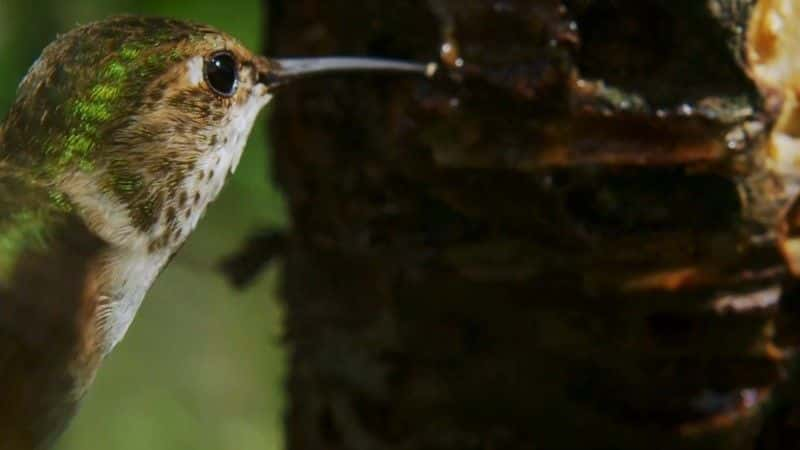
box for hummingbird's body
[0,17,273,448]
[0,184,102,449]
[0,15,427,449]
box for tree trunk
[261,1,800,448]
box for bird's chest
[89,248,171,356]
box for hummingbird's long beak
[258,57,436,88]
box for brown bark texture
[258,1,800,449]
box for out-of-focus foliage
[0,1,287,449]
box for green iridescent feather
[0,17,214,279]
[0,167,74,281]
[2,16,209,178]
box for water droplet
[725,127,747,150]
[440,40,464,68]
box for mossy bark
[262,1,800,448]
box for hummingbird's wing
[0,168,105,449]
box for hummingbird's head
[0,16,428,254]
[2,16,276,252]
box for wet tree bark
[259,1,800,449]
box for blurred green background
[0,0,288,449]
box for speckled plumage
[0,16,274,449]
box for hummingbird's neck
[90,245,172,355]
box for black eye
[204,51,238,96]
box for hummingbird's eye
[204,51,238,96]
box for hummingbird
[0,16,429,449]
